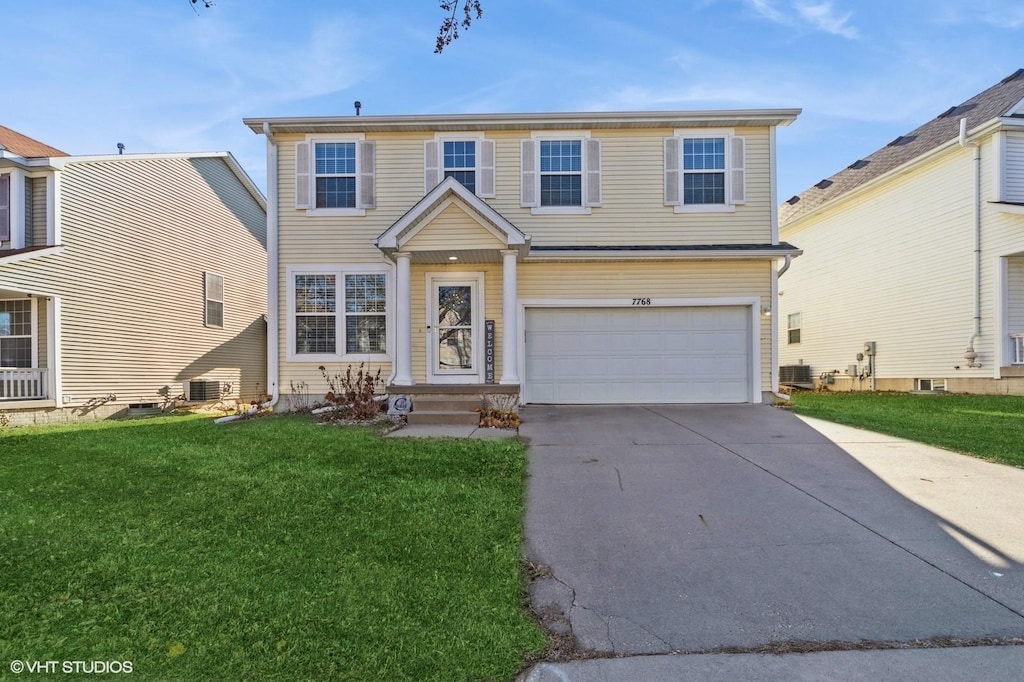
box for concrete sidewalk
[519,405,1024,681]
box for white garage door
[524,306,752,404]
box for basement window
[915,378,946,392]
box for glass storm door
[430,278,479,381]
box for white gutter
[263,122,282,407]
[959,118,983,368]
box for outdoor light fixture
[448,255,458,261]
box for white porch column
[10,169,25,249]
[393,252,414,386]
[499,249,520,385]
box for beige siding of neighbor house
[0,155,267,409]
[780,132,1024,386]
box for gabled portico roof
[375,177,529,257]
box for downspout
[263,122,281,407]
[959,118,983,368]
[773,254,794,401]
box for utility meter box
[863,341,877,356]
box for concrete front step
[413,397,482,412]
[407,410,480,426]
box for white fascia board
[0,246,64,266]
[245,109,802,135]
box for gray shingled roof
[780,69,1024,226]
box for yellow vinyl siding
[0,156,267,406]
[402,204,506,252]
[519,261,772,388]
[275,126,776,267]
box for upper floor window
[521,134,601,214]
[683,137,726,205]
[424,137,495,197]
[444,141,476,193]
[315,142,357,209]
[665,130,745,213]
[540,140,582,207]
[295,138,375,215]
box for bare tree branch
[435,1,483,54]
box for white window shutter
[664,138,680,206]
[0,175,9,241]
[479,139,496,198]
[520,139,538,207]
[294,142,311,209]
[730,136,746,205]
[585,138,602,207]
[424,140,440,193]
[357,141,376,209]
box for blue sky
[5,1,1023,201]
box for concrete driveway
[520,404,1024,656]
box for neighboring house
[245,108,800,414]
[778,69,1024,394]
[0,125,267,424]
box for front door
[427,274,483,383]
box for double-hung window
[787,313,801,345]
[315,142,357,209]
[540,140,582,207]
[521,134,601,213]
[290,268,388,360]
[665,129,745,212]
[0,299,33,368]
[443,141,476,193]
[424,137,495,197]
[205,272,224,328]
[295,138,375,214]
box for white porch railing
[1012,334,1024,365]
[0,368,48,400]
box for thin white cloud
[746,0,786,23]
[745,0,858,39]
[795,2,859,38]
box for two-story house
[244,109,800,414]
[0,125,268,424]
[778,69,1024,394]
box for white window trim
[285,264,392,363]
[431,134,496,198]
[787,312,801,345]
[0,297,38,369]
[204,271,225,328]
[304,133,367,217]
[672,128,738,214]
[530,131,592,215]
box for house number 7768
[632,298,651,306]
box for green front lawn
[789,392,1024,468]
[0,415,545,680]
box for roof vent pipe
[958,117,983,368]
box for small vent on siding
[187,380,222,402]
